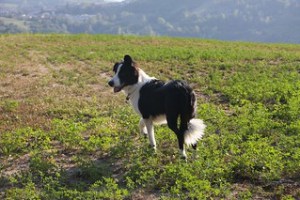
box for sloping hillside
[0,34,300,199]
[1,0,300,43]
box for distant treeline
[1,0,300,43]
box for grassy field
[0,34,300,199]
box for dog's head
[108,55,139,93]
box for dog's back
[138,80,196,122]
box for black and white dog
[108,55,206,159]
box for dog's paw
[179,150,187,162]
[148,144,156,152]
[181,156,188,163]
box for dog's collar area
[126,94,130,103]
[125,90,134,103]
[125,86,138,103]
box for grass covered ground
[0,34,300,199]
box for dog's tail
[184,119,206,146]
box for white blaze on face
[110,63,123,87]
[109,63,126,93]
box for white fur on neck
[123,68,155,116]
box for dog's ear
[124,55,133,65]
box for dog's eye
[113,63,119,73]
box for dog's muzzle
[108,80,114,87]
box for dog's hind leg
[192,144,197,150]
[167,114,187,160]
[143,118,156,151]
[139,118,147,137]
[177,133,187,160]
[179,115,190,160]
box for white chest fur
[127,86,142,116]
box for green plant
[0,128,50,156]
[232,139,283,182]
[5,181,40,200]
[1,100,19,112]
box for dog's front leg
[139,118,148,137]
[143,118,156,151]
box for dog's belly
[151,115,167,125]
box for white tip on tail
[184,119,206,146]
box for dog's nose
[108,80,114,87]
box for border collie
[108,55,206,159]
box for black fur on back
[138,79,196,121]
